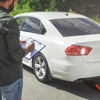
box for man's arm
[2,18,25,61]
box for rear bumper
[50,60,100,82]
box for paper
[21,37,46,60]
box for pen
[31,40,35,43]
[31,40,34,43]
[31,39,41,45]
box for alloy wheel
[34,56,46,79]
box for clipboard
[21,37,46,60]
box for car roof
[15,12,87,20]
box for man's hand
[24,43,35,56]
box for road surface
[23,65,100,100]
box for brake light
[65,45,92,56]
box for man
[0,0,35,100]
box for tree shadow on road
[46,79,100,100]
[23,65,100,100]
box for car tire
[32,53,53,83]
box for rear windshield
[50,18,100,37]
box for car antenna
[66,12,68,16]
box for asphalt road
[23,65,100,100]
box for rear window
[50,18,100,37]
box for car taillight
[65,45,92,56]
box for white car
[14,12,100,83]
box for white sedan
[14,12,100,83]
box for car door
[16,16,47,66]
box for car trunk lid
[63,34,100,62]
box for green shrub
[68,9,76,13]
[9,0,100,25]
[91,14,100,24]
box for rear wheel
[32,53,53,82]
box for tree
[49,0,57,11]
[10,0,100,19]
